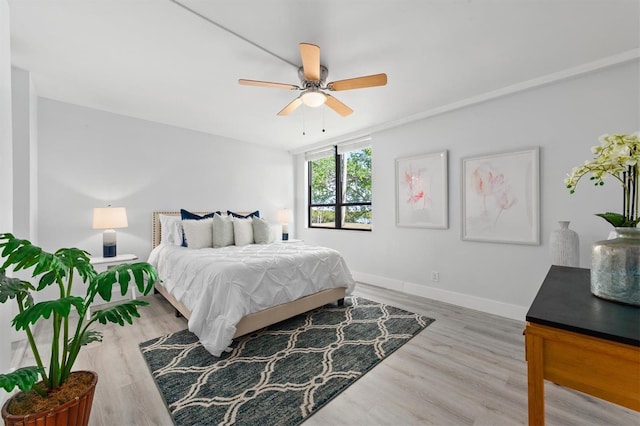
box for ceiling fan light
[301,91,327,107]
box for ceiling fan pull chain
[302,108,306,136]
[322,108,326,133]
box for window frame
[307,145,372,231]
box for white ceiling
[8,0,640,152]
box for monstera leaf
[0,270,34,305]
[92,299,150,326]
[13,297,85,330]
[88,262,157,304]
[0,366,42,392]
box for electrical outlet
[431,271,439,282]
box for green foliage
[344,148,372,204]
[0,367,42,392]
[310,156,336,205]
[310,207,335,225]
[55,247,96,284]
[13,297,85,330]
[595,212,640,228]
[77,330,103,346]
[0,233,158,396]
[0,270,34,306]
[344,205,372,226]
[310,147,372,226]
[92,299,149,325]
[87,262,156,305]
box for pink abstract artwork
[462,148,539,244]
[470,163,517,226]
[404,168,429,208]
[396,151,448,228]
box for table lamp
[277,208,292,241]
[92,206,128,257]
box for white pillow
[182,218,213,249]
[212,214,235,247]
[233,217,254,246]
[252,216,274,244]
[159,214,183,246]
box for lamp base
[282,233,289,241]
[103,244,116,258]
[103,229,117,257]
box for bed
[148,211,355,356]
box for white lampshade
[277,208,292,224]
[301,90,326,107]
[92,207,128,229]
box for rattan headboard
[151,211,251,249]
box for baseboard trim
[352,271,528,322]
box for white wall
[0,0,13,403]
[9,68,38,343]
[11,67,38,241]
[295,60,640,320]
[37,99,294,261]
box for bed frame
[151,211,346,338]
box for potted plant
[565,131,640,305]
[0,233,158,425]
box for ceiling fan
[239,43,387,117]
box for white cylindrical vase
[550,221,579,267]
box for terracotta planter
[1,371,98,426]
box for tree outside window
[308,146,371,230]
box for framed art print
[396,150,448,228]
[461,147,539,244]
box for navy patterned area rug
[140,297,434,426]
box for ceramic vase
[550,221,579,267]
[591,227,640,306]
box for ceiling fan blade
[300,43,321,81]
[327,73,388,91]
[277,97,304,116]
[239,79,299,90]
[324,94,353,117]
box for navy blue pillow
[179,209,220,246]
[180,209,219,220]
[227,210,260,219]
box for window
[307,143,372,230]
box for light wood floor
[11,283,639,425]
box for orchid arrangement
[565,132,640,227]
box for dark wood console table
[525,265,639,425]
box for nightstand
[279,239,303,243]
[90,254,138,309]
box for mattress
[148,242,356,356]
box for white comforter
[148,243,355,356]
